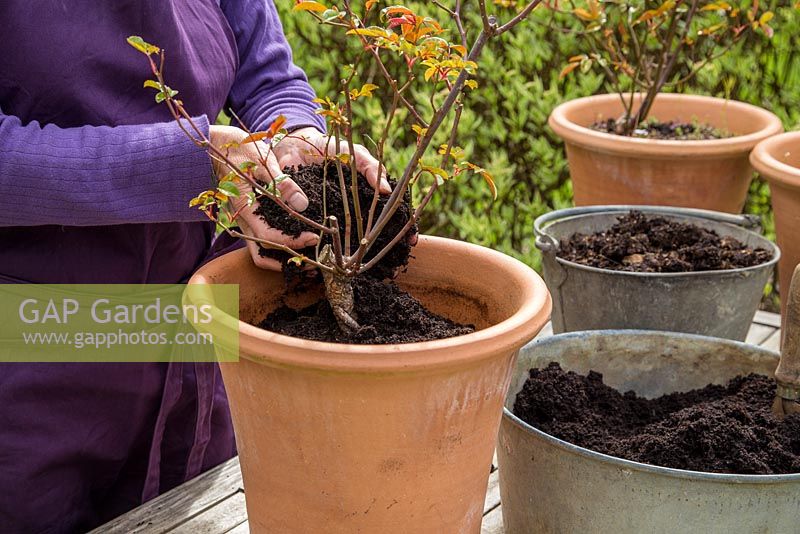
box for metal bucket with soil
[497,267,800,533]
[534,205,780,341]
[498,332,800,533]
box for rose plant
[556,0,775,135]
[128,0,541,334]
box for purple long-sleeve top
[0,0,324,283]
[0,1,325,532]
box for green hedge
[276,3,800,275]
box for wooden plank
[483,470,500,515]
[480,505,505,534]
[754,310,782,328]
[171,491,247,534]
[745,322,776,346]
[91,457,243,534]
[761,329,782,352]
[226,521,250,534]
[221,500,505,534]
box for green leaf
[217,181,241,197]
[239,161,257,172]
[143,80,161,90]
[321,8,342,21]
[126,36,160,55]
[420,164,450,181]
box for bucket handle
[534,205,761,254]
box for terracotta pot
[187,236,552,533]
[549,93,783,212]
[751,131,800,323]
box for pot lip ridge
[750,130,800,189]
[188,235,553,373]
[502,329,800,484]
[548,93,784,158]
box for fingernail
[288,191,309,211]
[380,178,392,194]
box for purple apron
[0,1,240,531]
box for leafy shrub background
[275,2,800,282]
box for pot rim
[534,206,781,279]
[750,130,800,190]
[187,235,552,373]
[548,93,784,158]
[503,329,800,484]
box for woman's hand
[209,124,413,272]
[210,124,319,271]
[272,127,390,193]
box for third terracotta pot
[549,93,783,212]
[751,131,800,324]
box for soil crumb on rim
[558,211,772,273]
[513,362,800,475]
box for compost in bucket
[513,362,800,474]
[558,211,773,272]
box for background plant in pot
[547,0,783,211]
[131,1,552,531]
[751,131,800,325]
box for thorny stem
[363,28,494,250]
[355,0,543,262]
[344,80,405,272]
[332,126,352,257]
[327,215,345,268]
[497,1,543,34]
[626,0,700,133]
[362,177,439,272]
[341,76,364,243]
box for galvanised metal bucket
[535,206,780,341]
[498,330,800,534]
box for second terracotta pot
[549,93,783,212]
[187,236,552,533]
[751,131,800,324]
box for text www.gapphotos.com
[22,330,213,349]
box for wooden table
[96,312,783,534]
